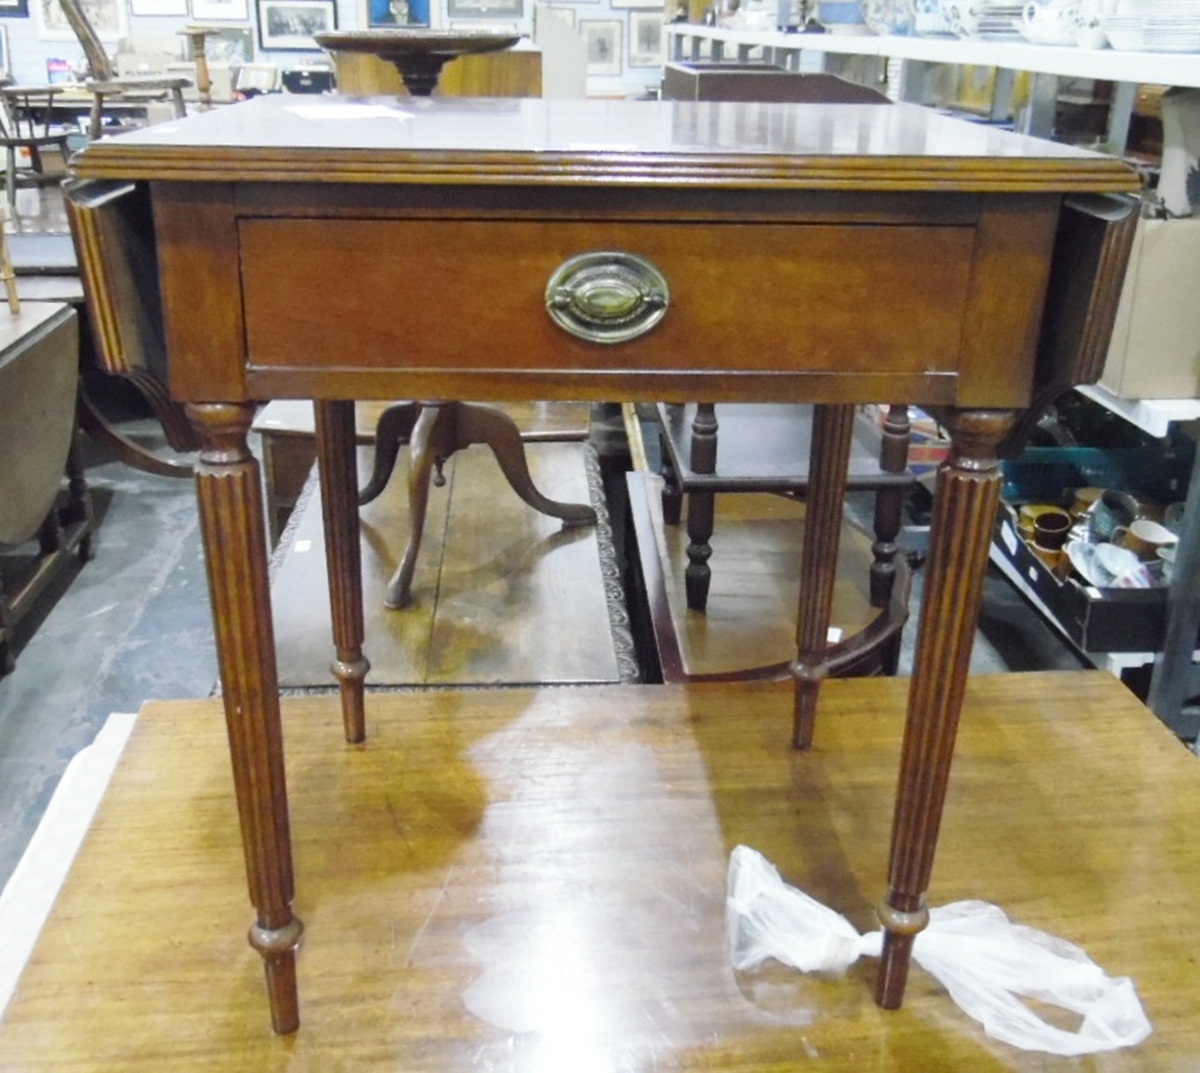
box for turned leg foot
[314,401,370,742]
[684,490,715,611]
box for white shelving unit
[666,25,1200,146]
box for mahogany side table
[68,95,1138,1034]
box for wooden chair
[0,85,72,209]
[55,0,190,140]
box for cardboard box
[992,504,1167,653]
[1099,215,1200,401]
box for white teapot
[1022,0,1080,39]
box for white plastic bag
[726,845,1152,1056]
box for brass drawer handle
[545,251,669,344]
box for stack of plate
[1144,0,1200,49]
[941,0,1026,37]
[1102,13,1147,47]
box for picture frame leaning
[256,0,336,50]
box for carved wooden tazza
[313,29,522,96]
[66,95,1139,1034]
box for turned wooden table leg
[875,407,1016,1009]
[685,403,718,611]
[792,403,855,749]
[871,403,910,608]
[188,402,303,1035]
[314,400,370,743]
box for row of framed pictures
[1,0,670,67]
[545,9,665,72]
[5,0,339,52]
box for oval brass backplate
[545,251,670,345]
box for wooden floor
[270,439,630,687]
[2,672,1198,1070]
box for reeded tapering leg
[188,402,303,1035]
[685,403,719,611]
[314,401,370,743]
[875,408,1016,1010]
[791,404,855,748]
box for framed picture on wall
[36,0,127,39]
[446,0,522,19]
[256,0,335,49]
[627,10,663,65]
[0,0,29,18]
[580,18,620,75]
[191,0,251,20]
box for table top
[71,94,1137,193]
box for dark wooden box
[663,62,818,102]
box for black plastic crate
[1002,438,1195,506]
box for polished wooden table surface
[3,674,1197,1068]
[68,94,1138,1035]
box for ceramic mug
[1031,543,1069,577]
[1112,518,1178,561]
[1033,509,1073,551]
[1018,502,1065,539]
[1087,489,1140,542]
